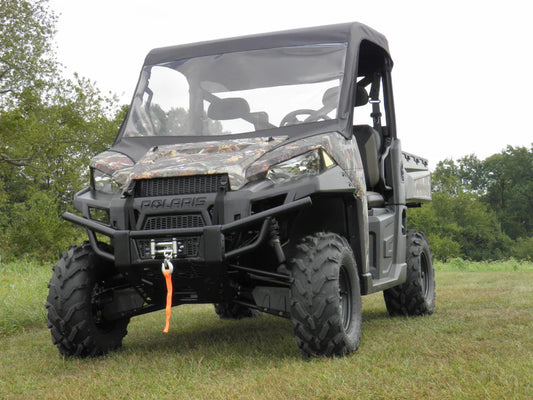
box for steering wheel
[279,109,331,127]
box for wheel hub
[339,266,352,331]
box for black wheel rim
[339,266,352,331]
[420,252,430,298]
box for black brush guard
[62,196,312,267]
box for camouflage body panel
[246,131,369,275]
[125,137,288,190]
[90,151,134,186]
[91,133,368,200]
[247,132,367,200]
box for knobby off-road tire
[46,243,130,357]
[383,230,435,316]
[214,302,262,319]
[289,232,362,357]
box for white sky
[48,0,532,168]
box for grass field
[1,260,532,399]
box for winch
[149,238,185,259]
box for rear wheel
[46,243,130,357]
[289,232,362,357]
[383,230,436,316]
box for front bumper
[63,196,312,267]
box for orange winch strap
[163,269,173,333]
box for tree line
[1,0,531,262]
[409,147,532,261]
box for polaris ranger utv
[47,22,435,358]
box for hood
[90,132,360,192]
[121,136,288,190]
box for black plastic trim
[62,196,312,264]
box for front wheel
[46,243,130,357]
[383,230,436,316]
[289,232,362,357]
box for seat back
[207,97,250,120]
[354,125,382,189]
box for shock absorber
[269,218,288,274]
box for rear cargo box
[402,152,431,204]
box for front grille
[142,214,204,230]
[135,237,201,259]
[135,174,228,197]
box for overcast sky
[48,0,532,168]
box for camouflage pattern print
[90,132,368,203]
[123,136,288,190]
[247,131,367,201]
[90,151,135,186]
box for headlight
[266,149,336,184]
[91,168,121,194]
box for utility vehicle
[47,22,435,357]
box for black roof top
[144,22,390,66]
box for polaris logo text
[140,197,207,209]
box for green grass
[435,258,533,272]
[0,260,51,336]
[1,260,532,399]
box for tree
[0,75,121,206]
[431,154,487,195]
[484,145,533,239]
[0,0,122,207]
[409,191,508,261]
[0,75,123,260]
[431,159,462,195]
[430,146,533,240]
[412,146,533,260]
[456,154,487,195]
[0,0,124,261]
[0,0,58,110]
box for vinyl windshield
[123,43,347,137]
